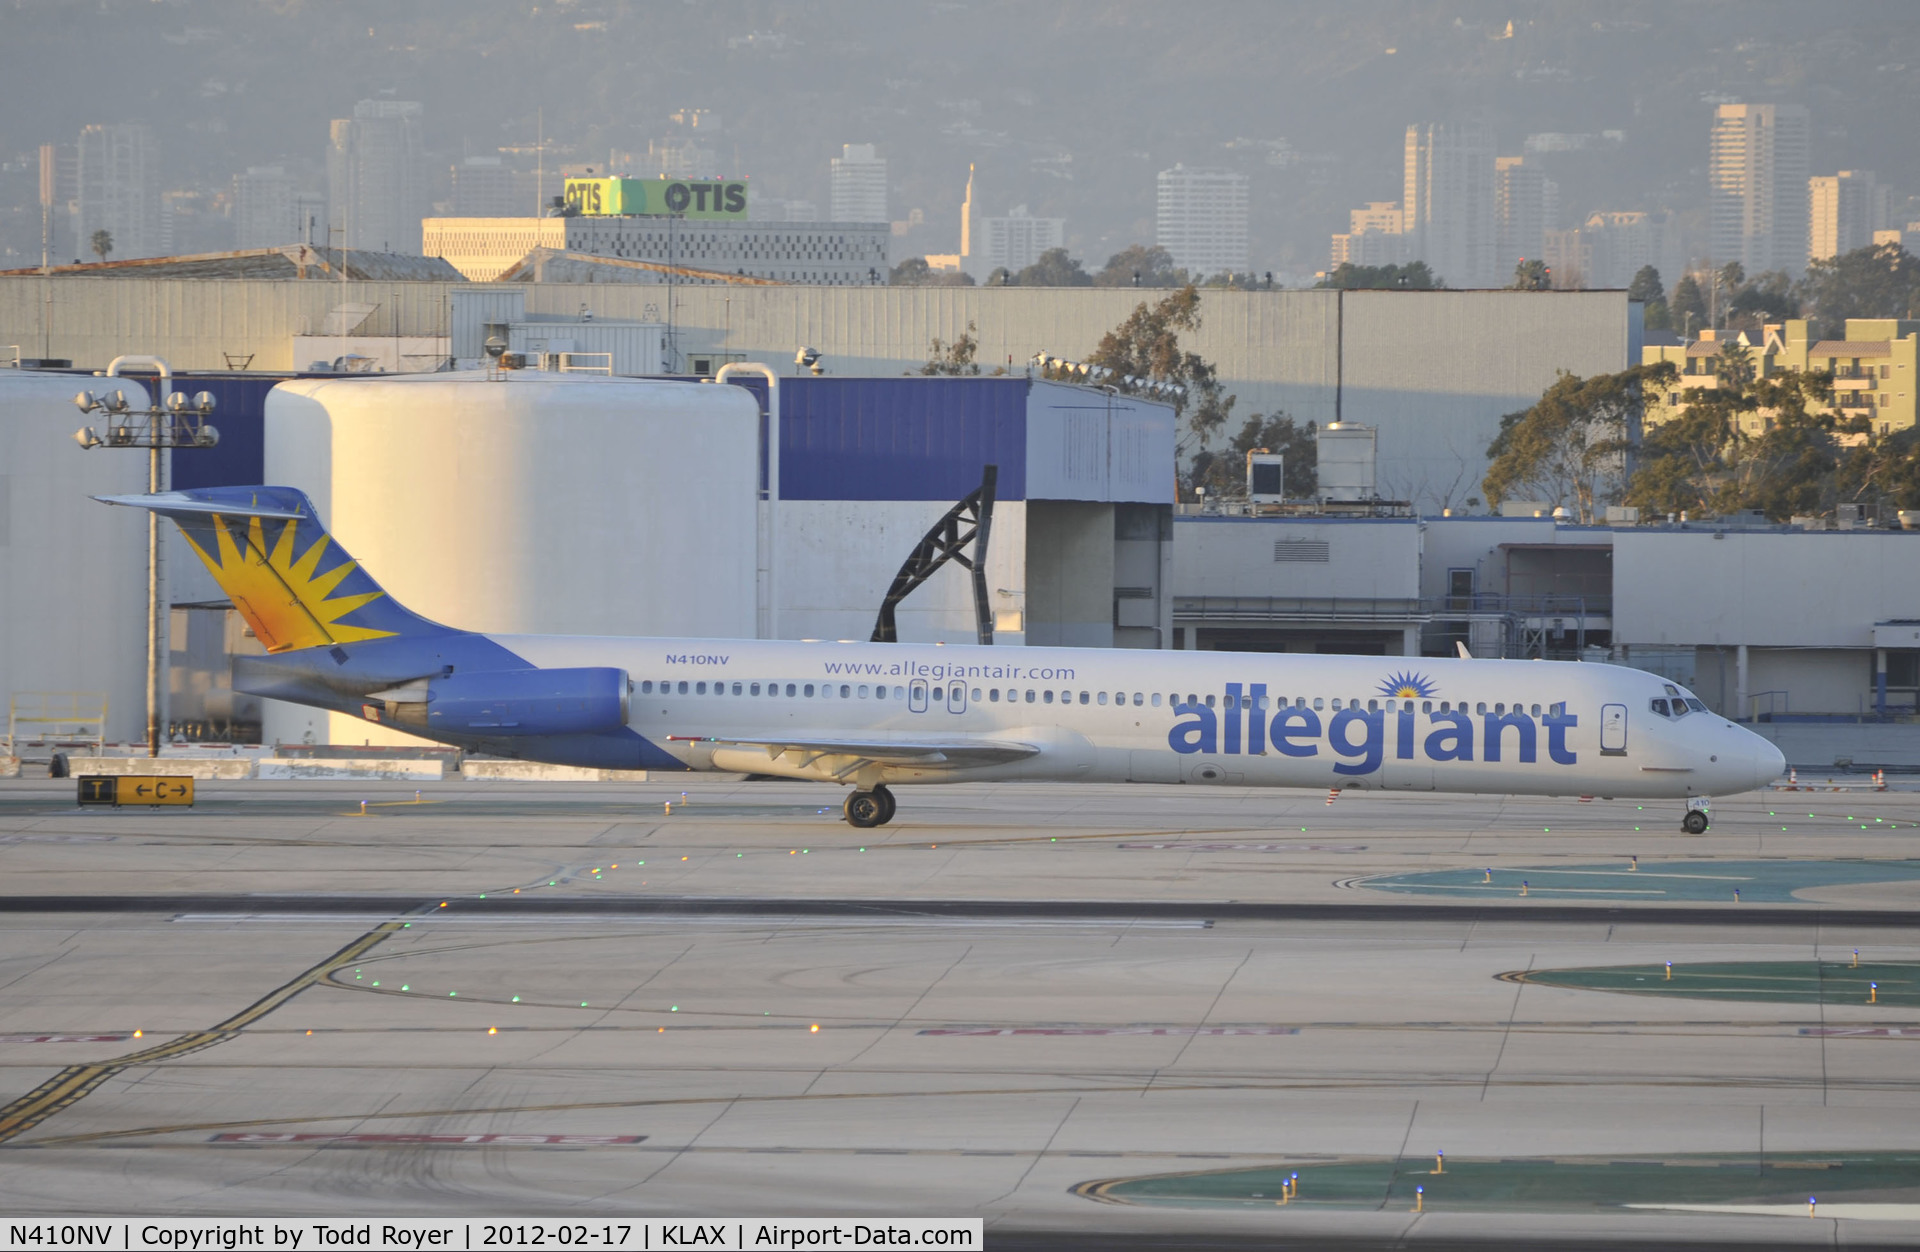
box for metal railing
[6,692,108,755]
[1747,689,1789,721]
[1175,596,1430,623]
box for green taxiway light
[371,981,379,986]
[512,996,520,1002]
[449,992,457,997]
[401,985,409,991]
[671,1006,679,1011]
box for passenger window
[840,685,850,698]
[972,688,982,701]
[858,685,869,699]
[1205,694,1216,708]
[1494,703,1504,714]
[696,681,707,695]
[1097,692,1108,705]
[1044,690,1054,704]
[732,682,742,696]
[641,680,653,694]
[1651,699,1670,716]
[990,688,1000,702]
[1530,704,1540,715]
[803,684,814,697]
[1062,690,1072,703]
[1368,699,1379,712]
[1026,689,1036,703]
[749,682,760,696]
[1331,698,1342,710]
[1476,702,1487,714]
[786,683,797,697]
[1133,693,1143,706]
[1422,700,1431,713]
[1312,698,1324,710]
[931,687,942,701]
[678,681,689,695]
[1151,693,1162,707]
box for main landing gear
[1681,800,1711,835]
[844,785,897,829]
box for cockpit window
[1650,698,1670,716]
[1663,684,1681,696]
[1686,698,1708,713]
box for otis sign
[564,177,748,219]
[1167,675,1579,775]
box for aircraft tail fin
[95,486,451,653]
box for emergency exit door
[909,680,928,712]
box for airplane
[100,486,1786,833]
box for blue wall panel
[773,376,1029,501]
[159,374,284,491]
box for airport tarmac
[0,777,1918,1248]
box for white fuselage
[493,635,1786,799]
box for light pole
[72,358,218,757]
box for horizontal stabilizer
[93,490,306,520]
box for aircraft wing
[666,734,1040,769]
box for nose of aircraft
[1746,729,1787,790]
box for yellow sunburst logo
[180,515,395,653]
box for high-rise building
[1709,103,1810,275]
[1329,202,1408,269]
[232,166,299,249]
[830,144,888,223]
[1494,156,1558,280]
[1809,170,1894,262]
[75,123,160,261]
[327,99,426,254]
[1155,165,1249,279]
[1404,123,1496,288]
[979,205,1066,274]
[1580,211,1658,289]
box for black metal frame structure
[870,464,997,645]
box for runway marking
[919,1027,1302,1037]
[1118,843,1367,853]
[0,1034,132,1044]
[211,1132,644,1145]
[0,922,403,1144]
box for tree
[1629,265,1669,330]
[1509,259,1551,291]
[1625,365,1843,521]
[1092,244,1185,288]
[1726,269,1796,332]
[1669,274,1707,335]
[1084,285,1235,472]
[1014,247,1092,287]
[920,321,982,376]
[1483,363,1673,523]
[890,257,974,287]
[89,229,112,262]
[1796,242,1920,336]
[1189,412,1318,499]
[1315,261,1440,290]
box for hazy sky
[4,1,1916,272]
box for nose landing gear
[1681,799,1710,835]
[844,784,897,828]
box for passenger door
[1600,703,1627,756]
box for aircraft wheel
[1681,809,1709,834]
[873,785,896,825]
[844,790,886,829]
